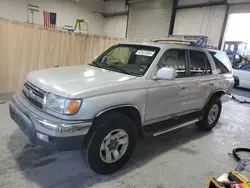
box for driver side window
[158,49,186,78]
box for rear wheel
[82,112,137,175]
[196,97,222,131]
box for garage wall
[127,0,173,39]
[175,0,250,47]
[174,0,227,47]
[0,0,27,22]
[0,0,105,35]
[104,0,127,38]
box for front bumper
[221,94,232,103]
[9,92,92,150]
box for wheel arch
[93,105,143,136]
[204,90,225,108]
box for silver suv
[9,41,234,174]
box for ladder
[74,19,89,34]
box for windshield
[92,44,160,76]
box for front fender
[73,89,147,122]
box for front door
[145,49,190,123]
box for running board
[153,119,199,137]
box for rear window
[209,52,232,74]
[189,51,211,76]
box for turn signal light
[67,100,81,114]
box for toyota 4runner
[9,41,234,174]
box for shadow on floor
[232,88,250,99]
[7,129,58,171]
[8,124,211,188]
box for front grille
[22,82,46,109]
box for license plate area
[10,105,34,137]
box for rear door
[186,50,217,110]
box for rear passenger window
[189,51,211,76]
[158,49,186,78]
[209,52,232,74]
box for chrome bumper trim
[12,93,91,137]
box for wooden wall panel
[0,18,124,93]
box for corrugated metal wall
[173,5,227,47]
[173,0,250,47]
[127,0,173,38]
[104,0,127,37]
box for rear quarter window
[209,51,232,74]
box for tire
[196,97,222,131]
[82,112,137,175]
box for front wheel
[196,97,222,131]
[83,112,137,175]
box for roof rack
[201,45,218,50]
[153,39,195,46]
[153,39,218,50]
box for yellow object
[106,47,130,64]
[67,100,81,114]
[231,171,250,184]
[74,19,89,34]
[206,178,225,188]
[206,171,250,188]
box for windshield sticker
[136,50,155,57]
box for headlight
[46,93,82,115]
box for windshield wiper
[102,64,133,75]
[89,61,102,68]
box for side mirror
[155,67,176,80]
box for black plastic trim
[143,111,202,135]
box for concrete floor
[0,89,250,188]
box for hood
[27,65,136,97]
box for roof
[118,41,220,52]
